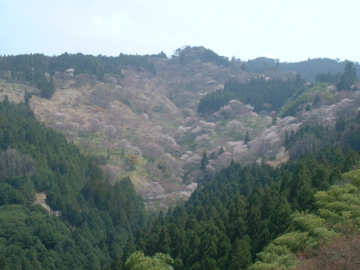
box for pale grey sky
[1,0,359,62]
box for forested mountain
[0,46,360,269]
[198,75,305,113]
[136,116,360,270]
[0,53,155,98]
[174,46,231,66]
[243,57,360,82]
[0,53,156,78]
[0,98,148,269]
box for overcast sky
[1,0,359,63]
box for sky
[1,0,359,63]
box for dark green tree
[244,131,250,144]
[337,61,357,91]
[200,151,209,172]
[38,75,56,98]
[229,236,252,269]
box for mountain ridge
[0,46,359,210]
[0,46,360,269]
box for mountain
[1,48,359,209]
[0,98,148,269]
[243,57,360,82]
[0,46,360,269]
[1,48,359,208]
[140,140,360,269]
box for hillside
[0,98,148,269]
[1,48,359,210]
[0,47,360,269]
[243,57,360,82]
[0,48,253,208]
[141,142,360,269]
[135,84,360,269]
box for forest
[242,57,360,82]
[176,46,231,66]
[198,75,305,114]
[133,114,360,270]
[0,49,359,269]
[1,93,360,269]
[0,98,148,269]
[0,53,156,98]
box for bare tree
[89,86,112,109]
[104,125,117,139]
[88,118,100,139]
[213,152,233,170]
[100,164,120,185]
[141,142,165,162]
[195,134,213,150]
[0,148,35,178]
[128,154,140,170]
[103,140,114,159]
[297,234,360,270]
[76,73,90,86]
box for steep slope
[1,48,360,269]
[138,142,360,269]
[135,110,360,269]
[0,98,148,269]
[1,48,256,209]
[1,48,359,211]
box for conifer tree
[200,150,209,172]
[337,61,357,91]
[244,131,250,144]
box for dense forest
[198,61,357,116]
[0,53,156,98]
[2,99,360,269]
[175,46,231,66]
[0,98,148,269]
[198,75,305,114]
[243,57,360,82]
[134,115,360,270]
[0,48,359,269]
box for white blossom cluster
[195,134,213,149]
[191,120,216,135]
[248,116,300,157]
[53,112,70,122]
[180,151,201,168]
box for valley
[1,48,360,210]
[1,47,360,269]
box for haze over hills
[1,46,360,269]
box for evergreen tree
[244,131,250,144]
[209,151,216,160]
[0,98,149,269]
[200,151,209,172]
[38,75,56,98]
[24,89,32,108]
[337,61,357,91]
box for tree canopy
[198,76,304,114]
[337,61,357,91]
[0,97,148,269]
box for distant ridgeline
[198,75,305,114]
[243,57,360,82]
[0,97,148,269]
[0,53,156,97]
[173,46,231,66]
[174,47,359,83]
